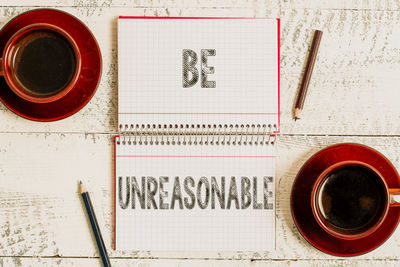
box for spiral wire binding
[117,124,277,146]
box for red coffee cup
[311,160,400,240]
[0,23,81,103]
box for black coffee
[13,30,76,96]
[318,166,386,233]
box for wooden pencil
[294,30,323,121]
[79,181,111,267]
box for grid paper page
[115,140,276,251]
[118,17,279,129]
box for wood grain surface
[1,0,400,266]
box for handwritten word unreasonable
[118,176,273,210]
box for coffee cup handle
[389,188,400,207]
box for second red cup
[311,160,400,240]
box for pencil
[294,30,323,121]
[79,181,111,267]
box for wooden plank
[281,0,400,10]
[0,1,276,9]
[1,7,400,135]
[0,0,399,11]
[0,258,252,267]
[1,257,400,267]
[1,133,400,259]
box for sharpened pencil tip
[79,181,87,193]
[294,108,302,121]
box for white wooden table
[1,0,400,266]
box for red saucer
[291,143,400,256]
[0,9,102,121]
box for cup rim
[311,160,391,240]
[2,22,81,103]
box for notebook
[115,16,280,251]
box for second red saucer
[291,143,400,256]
